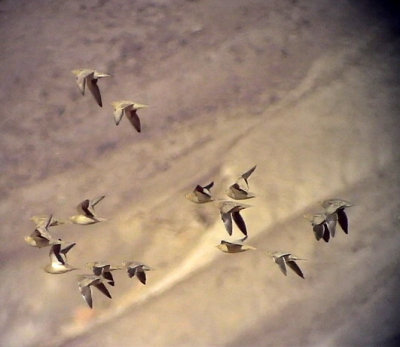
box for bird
[70,195,106,225]
[216,200,251,239]
[86,261,121,286]
[185,182,214,203]
[304,213,336,242]
[24,214,57,248]
[111,101,148,132]
[121,261,151,285]
[30,215,65,227]
[226,165,256,200]
[71,69,110,107]
[268,251,305,279]
[216,239,256,253]
[44,241,77,274]
[78,275,112,309]
[321,199,352,234]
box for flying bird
[70,195,106,225]
[71,69,110,107]
[30,215,65,227]
[121,261,151,285]
[226,165,256,200]
[304,213,336,242]
[185,181,214,203]
[268,251,305,279]
[24,214,57,248]
[216,239,256,253]
[44,241,77,274]
[216,200,251,239]
[321,198,352,234]
[78,275,112,309]
[111,101,148,132]
[86,261,121,286]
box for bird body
[216,240,256,253]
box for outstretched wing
[136,270,147,285]
[77,199,94,218]
[127,109,141,132]
[79,285,93,308]
[94,282,112,299]
[232,211,247,237]
[241,165,257,184]
[87,78,103,107]
[337,209,349,234]
[220,212,233,236]
[114,107,124,125]
[287,261,304,279]
[275,257,287,276]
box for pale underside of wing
[275,257,287,276]
[326,213,338,238]
[80,285,93,308]
[114,107,124,125]
[76,74,86,95]
[221,212,233,236]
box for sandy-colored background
[1,0,400,346]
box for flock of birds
[24,68,353,309]
[184,165,353,279]
[24,69,152,309]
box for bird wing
[220,212,233,236]
[49,244,64,264]
[94,282,112,299]
[126,109,141,132]
[87,78,103,107]
[103,271,115,286]
[322,224,330,242]
[76,73,86,95]
[241,165,257,185]
[136,269,147,285]
[275,257,287,276]
[286,261,304,279]
[326,213,338,238]
[232,211,247,237]
[337,209,349,234]
[44,214,54,229]
[113,107,124,125]
[77,199,94,218]
[79,285,93,308]
[61,242,76,256]
[90,195,105,208]
[312,224,324,241]
[204,181,214,191]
